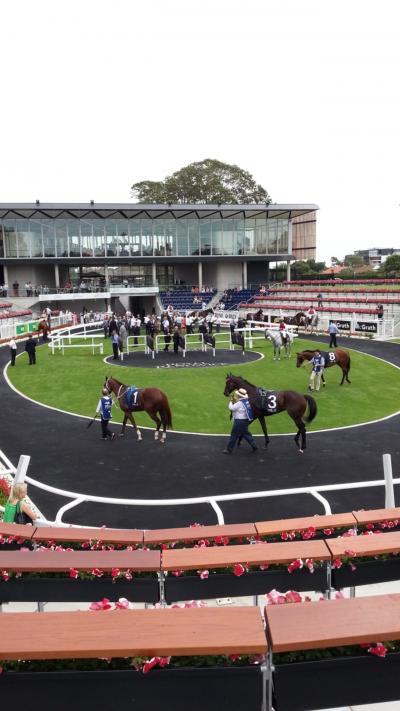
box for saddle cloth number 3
[267,394,277,412]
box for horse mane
[298,350,317,356]
[231,374,257,389]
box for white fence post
[13,455,31,485]
[383,453,395,508]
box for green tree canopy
[343,254,364,268]
[131,159,271,204]
[382,254,400,276]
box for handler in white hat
[223,388,258,455]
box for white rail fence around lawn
[48,323,105,355]
[0,450,397,529]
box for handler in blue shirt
[223,388,258,455]
[96,388,115,440]
[308,350,324,392]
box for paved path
[1,337,399,529]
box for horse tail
[160,396,173,429]
[303,394,317,424]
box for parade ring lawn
[7,337,400,435]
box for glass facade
[0,216,289,259]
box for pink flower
[142,656,170,674]
[332,558,343,569]
[198,570,209,579]
[171,570,183,577]
[115,598,130,609]
[1,570,9,581]
[334,591,345,599]
[81,541,90,549]
[323,528,334,536]
[305,558,314,573]
[366,523,374,530]
[89,598,112,611]
[342,528,357,537]
[285,590,302,604]
[368,643,387,658]
[91,568,104,578]
[111,568,120,580]
[233,563,246,577]
[69,568,79,579]
[229,654,241,662]
[281,531,289,541]
[287,558,303,573]
[124,570,133,581]
[266,590,286,605]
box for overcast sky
[1,0,399,263]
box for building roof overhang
[0,203,319,220]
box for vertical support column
[286,260,291,282]
[152,263,157,286]
[266,262,270,284]
[3,265,9,287]
[242,261,247,289]
[13,455,31,485]
[198,261,203,291]
[104,264,109,288]
[54,264,60,289]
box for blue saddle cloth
[125,386,139,409]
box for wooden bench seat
[0,606,266,660]
[266,592,400,652]
[32,525,144,546]
[0,522,36,539]
[162,540,330,570]
[353,507,400,526]
[255,513,356,537]
[0,549,161,572]
[326,530,400,559]
[144,522,257,545]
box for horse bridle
[105,379,126,400]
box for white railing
[49,323,105,355]
[0,314,70,341]
[0,449,397,528]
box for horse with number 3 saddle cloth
[253,387,278,415]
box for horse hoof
[298,449,304,454]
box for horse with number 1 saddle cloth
[124,385,141,409]
[253,387,279,415]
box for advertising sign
[331,319,350,331]
[16,321,39,335]
[355,321,378,333]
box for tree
[382,254,400,276]
[131,159,271,204]
[343,254,364,268]
[330,256,343,266]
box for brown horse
[104,376,172,443]
[224,373,317,453]
[296,348,351,385]
[37,319,50,341]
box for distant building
[355,248,400,270]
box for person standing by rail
[9,337,17,366]
[328,321,339,348]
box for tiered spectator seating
[222,289,258,310]
[0,302,12,309]
[159,289,216,311]
[0,309,32,321]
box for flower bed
[164,559,328,603]
[331,553,400,588]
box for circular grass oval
[6,337,400,435]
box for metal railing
[0,449,397,528]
